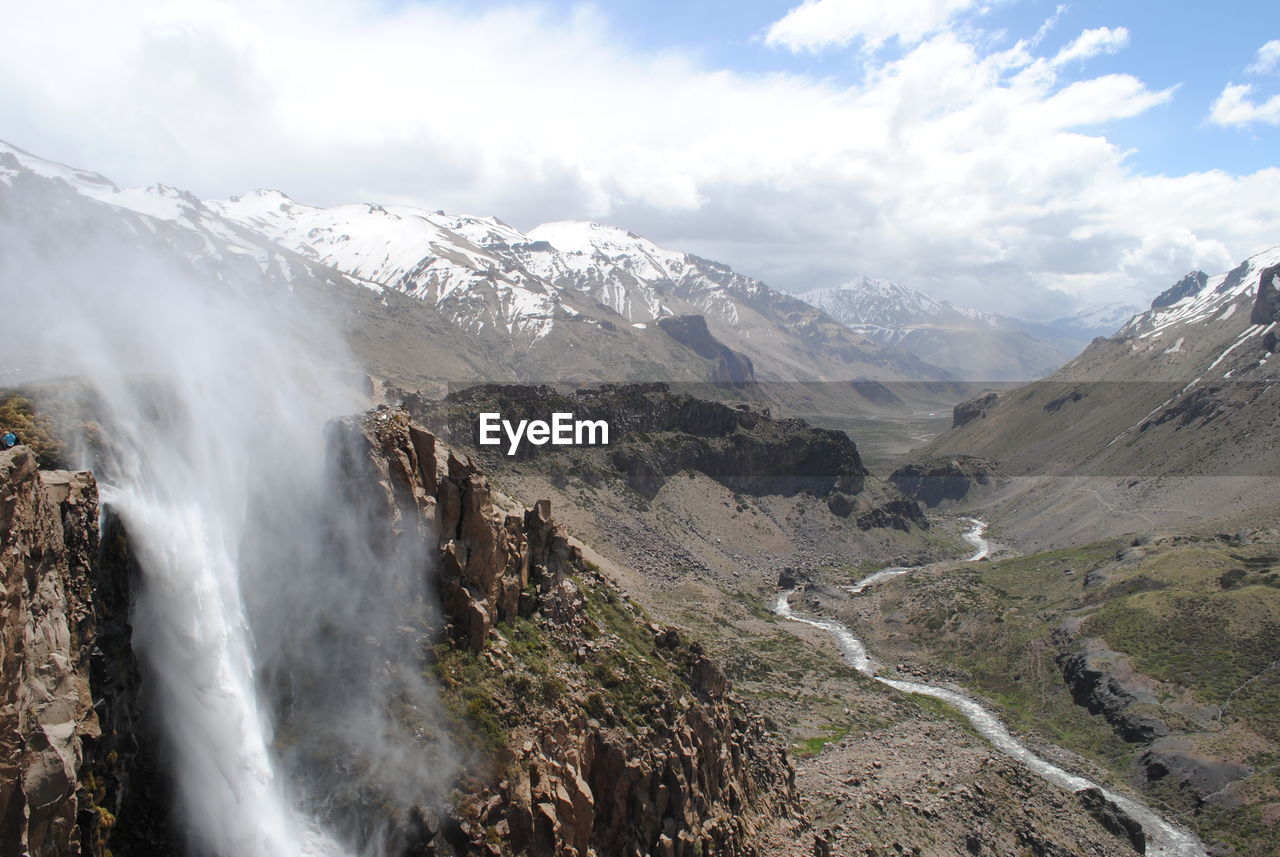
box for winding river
[774,519,1207,857]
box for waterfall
[2,213,451,855]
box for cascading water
[97,342,358,857]
[776,519,1208,857]
[2,211,452,855]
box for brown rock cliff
[335,409,801,857]
[1,448,99,857]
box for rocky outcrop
[83,512,178,857]
[1057,642,1169,743]
[413,384,869,501]
[608,427,865,500]
[333,409,801,857]
[952,392,999,428]
[1076,788,1146,853]
[1139,738,1250,808]
[487,660,797,857]
[851,498,929,532]
[420,382,764,445]
[1152,271,1208,310]
[1250,263,1280,326]
[0,448,99,857]
[889,456,999,508]
[335,410,596,656]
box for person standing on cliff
[2,430,17,449]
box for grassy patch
[792,726,851,757]
[1084,591,1280,738]
[876,534,1280,853]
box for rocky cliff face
[328,409,802,856]
[2,412,801,857]
[411,383,870,501]
[888,456,999,508]
[1056,640,1171,744]
[0,448,99,857]
[951,392,999,429]
[1250,263,1280,326]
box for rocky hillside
[888,455,1001,508]
[832,529,1280,857]
[801,276,1082,381]
[906,248,1280,547]
[407,383,929,533]
[923,247,1280,477]
[338,411,801,856]
[0,412,802,857]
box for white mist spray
[0,189,393,855]
[94,304,360,857]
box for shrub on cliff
[0,391,68,468]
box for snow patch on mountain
[0,141,368,293]
[211,191,563,343]
[1122,248,1280,340]
[800,276,1004,338]
[1049,302,1143,338]
[2,138,952,383]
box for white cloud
[1246,39,1280,75]
[1209,83,1280,127]
[1050,26,1129,67]
[764,0,979,53]
[0,0,1275,321]
[1030,4,1069,48]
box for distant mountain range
[1047,302,1145,338]
[1,140,971,411]
[800,277,1141,381]
[917,246,1280,545]
[3,138,1159,403]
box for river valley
[775,520,1209,857]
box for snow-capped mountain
[926,248,1280,484]
[211,190,953,385]
[802,276,1002,338]
[1,139,956,402]
[1119,251,1280,342]
[800,277,1077,381]
[1047,302,1143,339]
[210,191,572,347]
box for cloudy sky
[2,0,1278,320]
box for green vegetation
[884,545,1140,778]
[432,572,727,781]
[1082,549,1280,743]
[0,391,71,467]
[792,726,851,757]
[878,534,1280,855]
[577,577,696,733]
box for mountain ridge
[908,245,1280,548]
[2,139,960,408]
[800,275,1090,381]
[211,188,955,386]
